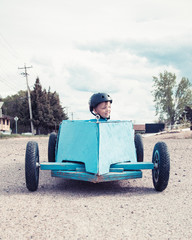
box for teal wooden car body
[40,120,154,182]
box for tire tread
[152,142,170,191]
[25,141,39,191]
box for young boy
[89,93,112,120]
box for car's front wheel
[152,142,170,191]
[25,141,40,191]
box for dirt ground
[0,131,192,240]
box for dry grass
[154,130,192,139]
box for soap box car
[25,120,170,192]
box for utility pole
[18,64,34,135]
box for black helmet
[89,92,112,114]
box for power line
[0,70,23,89]
[0,32,21,60]
[18,64,34,135]
[0,32,27,92]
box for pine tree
[31,77,47,134]
[31,77,68,134]
[48,89,68,131]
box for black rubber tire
[152,142,170,192]
[48,132,57,162]
[135,134,144,162]
[25,141,40,191]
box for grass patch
[0,134,48,139]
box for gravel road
[0,131,192,240]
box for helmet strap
[96,114,100,123]
[91,110,96,116]
[91,111,110,120]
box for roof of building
[0,114,12,120]
[133,124,145,131]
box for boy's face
[93,101,111,119]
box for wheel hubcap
[153,150,160,182]
[35,154,39,182]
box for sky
[0,0,192,123]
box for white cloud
[0,0,192,123]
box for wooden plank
[110,162,154,170]
[76,167,86,172]
[109,168,124,172]
[41,162,154,173]
[51,170,142,183]
[40,162,84,171]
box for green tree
[2,91,30,133]
[182,106,192,129]
[152,71,192,126]
[17,91,31,131]
[31,77,68,134]
[2,78,68,134]
[48,88,68,131]
[31,77,47,134]
[175,78,192,121]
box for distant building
[0,115,11,132]
[145,123,165,133]
[133,124,145,134]
[0,102,12,133]
[133,123,165,134]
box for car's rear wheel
[135,133,144,162]
[48,132,57,162]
